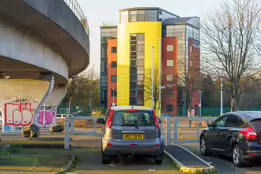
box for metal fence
[162,117,217,145]
[63,0,90,36]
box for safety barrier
[161,117,216,145]
[63,0,90,35]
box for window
[167,60,174,67]
[167,74,174,82]
[250,119,261,132]
[166,105,173,112]
[224,115,239,127]
[137,75,144,81]
[167,45,174,52]
[111,76,117,83]
[137,60,144,66]
[214,116,227,128]
[111,89,117,97]
[130,75,137,81]
[190,46,193,53]
[130,90,136,97]
[130,82,136,89]
[130,97,136,105]
[111,47,117,54]
[167,89,174,98]
[112,110,154,126]
[131,45,137,52]
[111,61,117,68]
[131,60,137,66]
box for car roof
[110,105,153,111]
[224,111,261,122]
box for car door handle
[216,131,220,134]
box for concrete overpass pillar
[0,78,55,133]
[34,84,67,128]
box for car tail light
[240,127,258,141]
[107,110,114,129]
[128,109,139,113]
[153,110,160,129]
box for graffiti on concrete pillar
[4,96,37,127]
[35,105,57,128]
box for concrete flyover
[0,0,90,132]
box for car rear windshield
[250,119,261,132]
[112,110,155,126]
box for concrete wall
[0,79,50,132]
[0,0,90,76]
[22,0,90,54]
[34,86,67,128]
[0,20,68,80]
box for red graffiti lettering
[4,103,33,127]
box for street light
[220,75,223,115]
[198,90,203,117]
[151,46,155,109]
[89,91,92,115]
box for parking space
[69,148,182,174]
[182,143,261,174]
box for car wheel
[200,136,212,156]
[232,144,245,167]
[154,154,163,164]
[101,150,110,164]
[155,159,163,164]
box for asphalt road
[182,143,261,174]
[69,148,183,174]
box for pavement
[2,126,261,174]
[181,143,261,174]
[69,148,184,174]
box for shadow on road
[70,148,177,172]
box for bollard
[166,118,171,145]
[174,118,178,144]
[71,116,74,135]
[197,118,201,142]
[64,116,70,150]
[93,118,97,133]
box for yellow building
[100,7,201,116]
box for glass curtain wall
[130,34,145,105]
[166,25,186,84]
[100,27,117,107]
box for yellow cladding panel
[117,22,162,113]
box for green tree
[63,65,100,113]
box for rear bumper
[243,150,261,159]
[102,139,164,156]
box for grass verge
[0,145,73,173]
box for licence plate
[123,134,144,140]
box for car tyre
[155,159,163,164]
[101,150,110,164]
[200,136,212,156]
[232,144,245,167]
[154,154,163,164]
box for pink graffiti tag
[38,110,55,126]
[4,103,33,127]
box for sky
[77,0,229,73]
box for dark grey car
[97,106,164,164]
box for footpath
[164,144,215,173]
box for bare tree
[177,57,203,116]
[201,0,261,111]
[144,67,161,110]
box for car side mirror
[158,118,162,124]
[207,121,215,128]
[97,118,105,124]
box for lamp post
[152,46,155,109]
[198,90,203,117]
[89,91,92,115]
[220,75,223,115]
